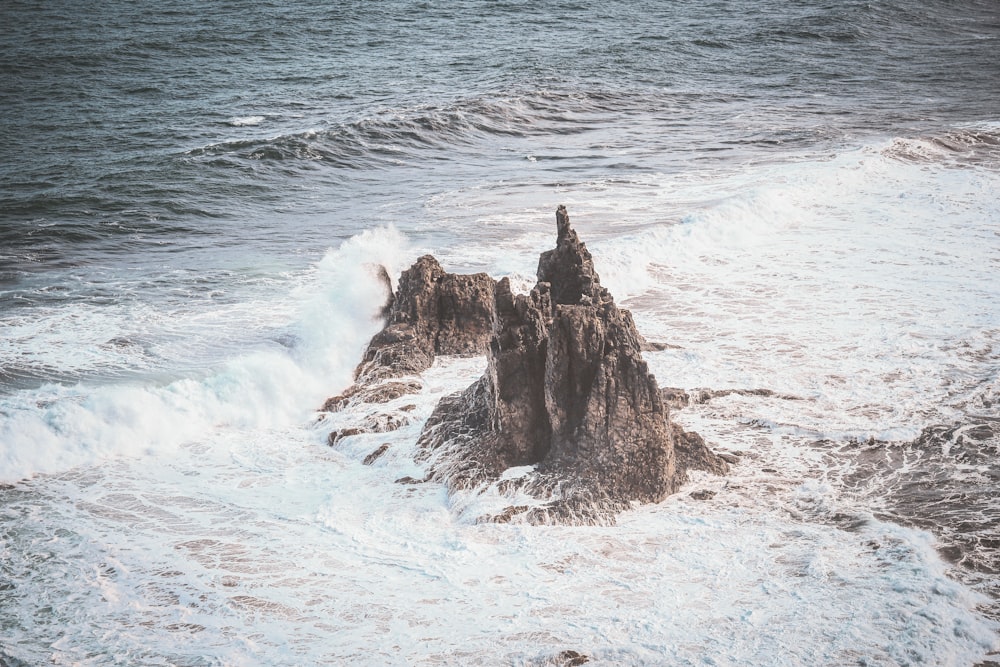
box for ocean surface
[2,0,1000,664]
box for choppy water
[2,0,999,664]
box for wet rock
[478,505,531,524]
[327,428,364,446]
[672,425,730,476]
[354,256,496,384]
[326,412,409,447]
[556,650,590,666]
[321,380,424,412]
[362,444,390,465]
[321,256,495,419]
[394,475,426,485]
[660,387,691,410]
[691,388,804,404]
[689,489,716,500]
[640,339,681,352]
[416,206,728,523]
[366,411,410,433]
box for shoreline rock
[353,255,496,386]
[414,206,729,524]
[320,256,496,442]
[321,205,730,525]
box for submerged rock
[416,206,728,524]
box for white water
[2,133,999,664]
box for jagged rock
[319,257,495,415]
[362,444,391,465]
[322,380,424,412]
[556,650,590,666]
[394,475,426,485]
[326,412,410,447]
[327,428,364,446]
[691,388,804,404]
[640,338,681,352]
[660,387,691,410]
[416,206,728,523]
[353,256,496,384]
[321,257,496,414]
[672,425,729,476]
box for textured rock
[362,443,391,465]
[353,255,496,384]
[322,380,424,412]
[322,256,496,411]
[416,206,727,523]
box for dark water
[3,0,999,271]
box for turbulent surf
[1,0,999,664]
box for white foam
[0,362,995,665]
[0,226,408,482]
[228,115,265,127]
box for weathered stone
[354,256,496,384]
[415,206,728,523]
[325,412,409,448]
[327,428,364,446]
[478,505,531,524]
[672,424,730,476]
[660,387,691,410]
[321,380,424,412]
[691,387,804,404]
[556,649,590,666]
[640,338,681,352]
[363,444,390,465]
[319,255,495,417]
[394,475,425,485]
[364,412,409,434]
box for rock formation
[322,256,496,412]
[320,256,495,453]
[416,206,728,524]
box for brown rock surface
[322,255,496,410]
[416,206,728,523]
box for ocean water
[2,0,1000,664]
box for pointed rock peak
[555,204,572,241]
[538,205,605,307]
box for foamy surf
[0,227,408,483]
[0,354,995,666]
[1,131,998,664]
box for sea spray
[0,226,408,482]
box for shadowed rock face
[417,206,728,523]
[353,256,497,385]
[320,256,496,444]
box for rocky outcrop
[320,256,496,446]
[416,206,728,524]
[353,255,496,385]
[322,256,496,415]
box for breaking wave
[0,227,408,483]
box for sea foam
[0,226,408,482]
